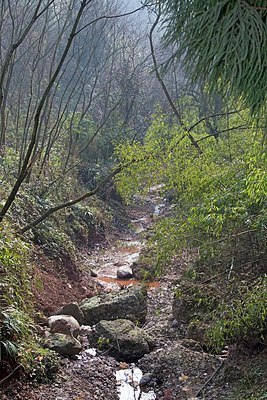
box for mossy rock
[88,319,153,361]
[186,320,210,345]
[44,333,82,356]
[80,285,147,325]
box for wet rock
[79,325,92,335]
[140,372,154,386]
[80,285,147,325]
[44,333,83,356]
[47,315,80,337]
[170,319,179,328]
[88,319,153,362]
[117,265,133,279]
[54,302,84,325]
[139,343,222,399]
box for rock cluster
[42,286,149,361]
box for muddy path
[89,191,164,283]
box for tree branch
[75,5,148,36]
[188,110,244,132]
[149,9,203,154]
[19,166,123,234]
[195,125,249,143]
[0,0,88,223]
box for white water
[116,367,156,400]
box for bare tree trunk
[149,8,203,154]
[0,0,89,223]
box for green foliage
[116,109,266,271]
[0,148,20,185]
[0,223,36,365]
[97,336,110,349]
[158,0,267,117]
[27,350,60,383]
[222,353,267,399]
[174,283,220,323]
[116,106,266,353]
[0,307,32,361]
[0,222,32,309]
[206,276,267,350]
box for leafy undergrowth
[115,109,267,398]
[0,221,58,382]
[0,184,127,382]
[210,351,267,399]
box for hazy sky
[121,0,150,25]
[123,0,142,10]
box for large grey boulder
[47,315,80,337]
[54,302,84,325]
[80,285,147,325]
[44,333,82,356]
[89,319,153,361]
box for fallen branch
[195,358,224,398]
[0,365,21,386]
[19,165,123,234]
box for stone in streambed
[90,269,98,277]
[88,319,153,361]
[138,343,222,399]
[140,373,154,386]
[80,285,147,325]
[54,302,84,325]
[117,265,133,279]
[47,315,80,337]
[44,333,82,356]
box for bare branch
[0,0,88,222]
[75,5,147,36]
[19,165,123,234]
[188,109,245,132]
[149,9,202,154]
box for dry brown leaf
[119,362,129,369]
[179,373,189,382]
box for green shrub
[206,276,267,350]
[0,307,32,361]
[0,222,35,366]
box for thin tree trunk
[0,0,89,223]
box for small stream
[91,193,165,399]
